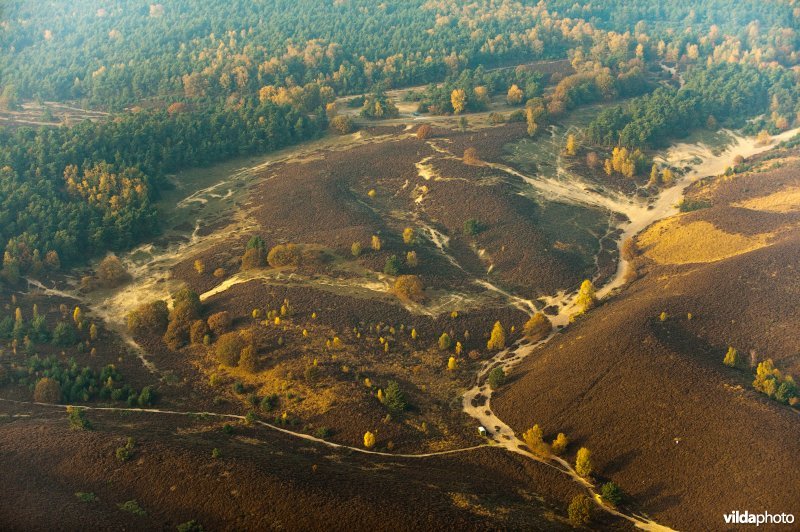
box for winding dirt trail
[17,120,799,530]
[460,126,800,530]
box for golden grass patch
[735,186,800,213]
[639,218,771,265]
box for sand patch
[639,218,771,264]
[735,186,800,213]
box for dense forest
[1,0,799,281]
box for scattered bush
[753,359,797,404]
[363,431,376,449]
[416,124,432,139]
[75,492,97,503]
[463,147,480,165]
[351,242,362,257]
[330,114,355,134]
[170,288,202,324]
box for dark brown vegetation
[494,150,800,530]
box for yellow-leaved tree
[487,321,506,350]
[363,431,376,449]
[451,89,467,114]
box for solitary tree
[487,321,506,350]
[402,227,415,245]
[451,89,467,114]
[351,241,362,257]
[723,346,739,368]
[371,235,382,251]
[363,431,376,449]
[487,367,505,389]
[575,447,593,477]
[438,332,452,351]
[522,425,549,456]
[576,280,597,312]
[551,433,569,455]
[564,134,577,156]
[447,356,458,371]
[34,377,61,403]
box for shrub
[96,254,129,287]
[207,311,232,336]
[260,394,279,411]
[52,321,77,347]
[523,313,552,341]
[190,320,210,345]
[163,320,189,350]
[138,386,156,407]
[575,447,593,477]
[241,247,266,270]
[118,500,146,517]
[383,255,401,275]
[463,219,484,236]
[170,288,201,324]
[600,482,623,506]
[463,147,480,165]
[267,243,301,267]
[371,235,382,251]
[351,242,362,257]
[216,332,245,366]
[402,227,416,245]
[116,437,135,462]
[177,520,204,532]
[487,367,505,389]
[405,250,418,268]
[239,345,257,373]
[67,406,92,430]
[363,431,376,449]
[75,492,97,503]
[416,124,432,139]
[34,377,62,403]
[567,495,591,526]
[330,114,355,134]
[211,447,222,458]
[393,275,424,302]
[127,300,169,334]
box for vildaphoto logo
[723,511,795,526]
